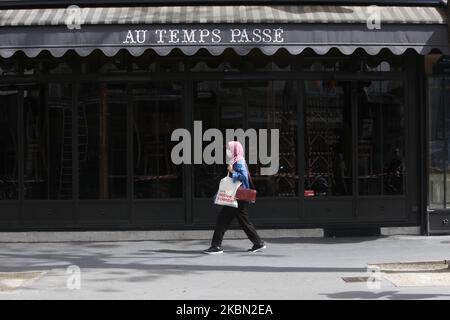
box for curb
[0,228,325,243]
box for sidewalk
[0,235,450,300]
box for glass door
[23,84,73,201]
[357,80,406,197]
[21,84,75,226]
[303,80,354,221]
[192,79,299,224]
[131,82,185,225]
[0,86,19,201]
[303,78,408,222]
[76,83,129,225]
[192,80,245,201]
[0,85,20,226]
[304,80,353,198]
[428,76,450,209]
[356,80,407,221]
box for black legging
[211,201,263,247]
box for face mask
[226,149,233,159]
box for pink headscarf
[227,141,245,165]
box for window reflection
[247,81,298,197]
[133,83,183,199]
[193,80,245,198]
[24,84,73,199]
[358,81,405,195]
[189,50,293,72]
[78,84,127,199]
[194,80,298,198]
[0,88,18,200]
[0,59,20,76]
[304,80,352,197]
[81,51,128,74]
[428,76,450,208]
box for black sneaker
[203,246,223,255]
[248,243,266,253]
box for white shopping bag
[214,176,242,208]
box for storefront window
[247,81,298,196]
[190,60,230,72]
[362,61,393,72]
[0,58,20,76]
[21,52,73,75]
[23,61,43,75]
[246,50,293,71]
[358,80,405,196]
[194,80,297,198]
[304,60,340,72]
[0,87,19,200]
[193,80,244,198]
[429,140,446,207]
[23,84,73,199]
[302,52,404,73]
[304,80,352,197]
[189,50,293,72]
[78,83,127,199]
[81,51,129,74]
[428,71,450,209]
[133,58,185,73]
[133,83,183,199]
[190,56,244,72]
[132,51,185,72]
[359,54,404,72]
[46,62,73,74]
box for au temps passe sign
[122,27,285,45]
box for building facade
[0,1,448,233]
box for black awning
[0,5,448,57]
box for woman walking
[204,141,266,255]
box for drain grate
[342,277,369,283]
[0,271,46,292]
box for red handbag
[235,164,257,203]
